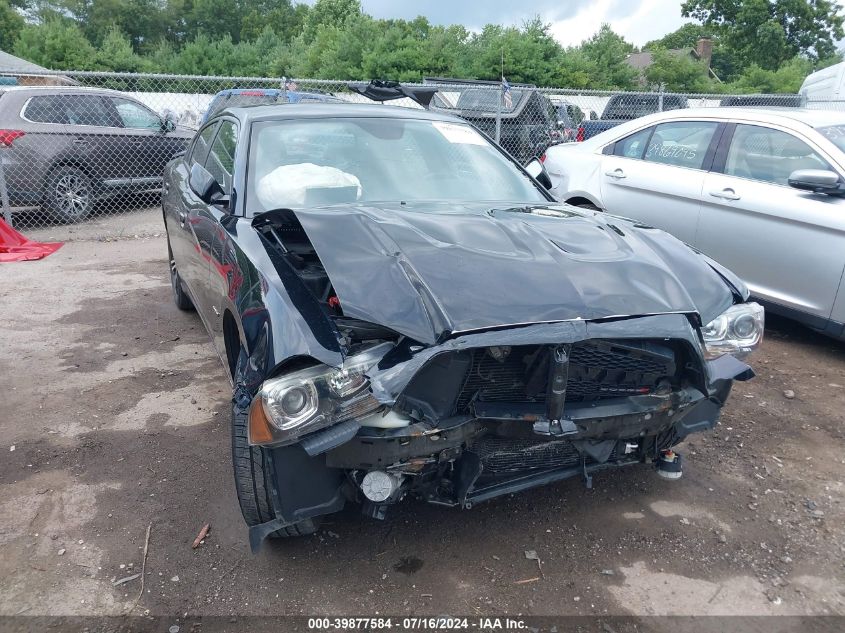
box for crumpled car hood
[293,202,738,346]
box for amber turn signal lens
[248,398,274,445]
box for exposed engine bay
[254,209,401,353]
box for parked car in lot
[719,95,803,108]
[578,92,687,141]
[201,88,343,124]
[543,107,845,340]
[576,92,687,142]
[553,100,586,142]
[0,86,193,222]
[430,84,560,163]
[163,101,761,545]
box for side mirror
[787,169,844,195]
[162,113,177,133]
[189,162,227,205]
[525,158,553,190]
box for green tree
[682,0,845,70]
[14,17,98,69]
[463,18,566,86]
[0,0,24,50]
[96,25,147,71]
[644,22,713,50]
[302,0,360,42]
[241,0,308,42]
[644,47,716,92]
[727,55,814,92]
[580,24,639,89]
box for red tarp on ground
[0,218,63,262]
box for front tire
[44,166,93,224]
[231,400,319,538]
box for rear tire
[231,398,320,538]
[168,241,194,311]
[44,166,92,224]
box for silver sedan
[542,107,845,340]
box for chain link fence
[0,68,841,240]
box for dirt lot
[1,211,845,625]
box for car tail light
[539,153,546,163]
[0,130,25,146]
[576,127,585,142]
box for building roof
[625,48,697,71]
[0,49,52,74]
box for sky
[329,0,692,47]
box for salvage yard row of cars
[0,82,582,223]
[8,79,841,544]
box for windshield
[247,117,546,215]
[455,88,524,113]
[817,125,845,152]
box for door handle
[709,188,740,201]
[605,168,626,179]
[73,138,89,146]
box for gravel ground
[1,212,844,624]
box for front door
[696,123,845,323]
[600,120,723,245]
[106,96,171,188]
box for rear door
[57,94,126,186]
[22,93,123,186]
[697,122,845,323]
[599,120,723,244]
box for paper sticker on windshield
[432,121,487,145]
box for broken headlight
[248,343,391,446]
[701,302,764,360]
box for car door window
[614,127,652,159]
[189,124,217,166]
[643,121,718,169]
[724,124,830,186]
[111,97,162,130]
[205,121,237,194]
[24,96,68,123]
[63,95,115,127]
[25,94,114,126]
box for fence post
[495,85,502,144]
[0,157,12,228]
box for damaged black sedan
[163,103,762,548]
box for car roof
[577,105,845,150]
[213,88,284,96]
[220,102,466,124]
[635,106,845,128]
[0,85,124,96]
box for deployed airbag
[256,163,362,209]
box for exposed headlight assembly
[248,343,391,446]
[701,302,764,360]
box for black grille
[470,436,620,474]
[455,340,676,412]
